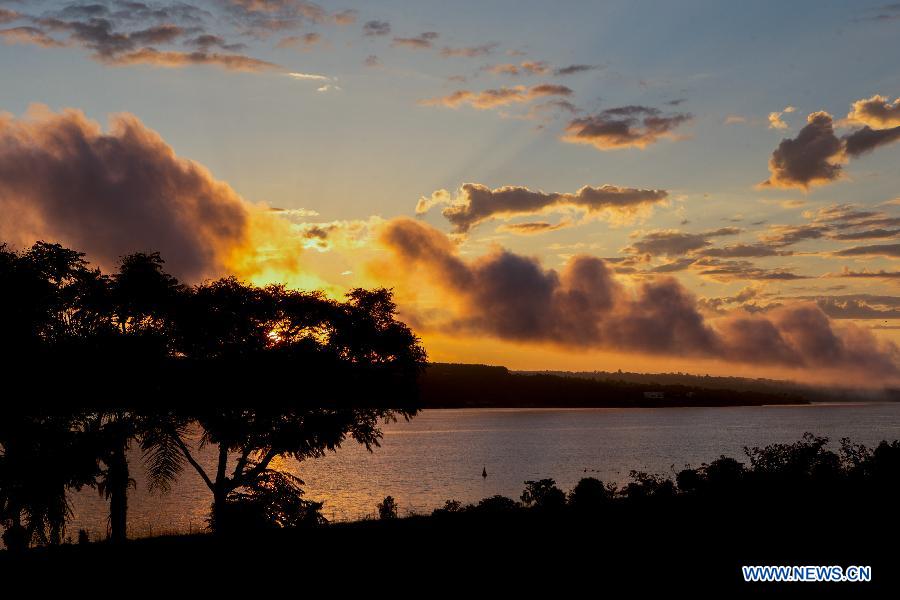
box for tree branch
[235,447,279,487]
[173,435,214,493]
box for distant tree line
[420,363,806,408]
[0,241,426,550]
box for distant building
[643,391,664,399]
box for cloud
[277,32,322,50]
[2,10,284,73]
[698,243,786,258]
[379,218,899,378]
[760,223,829,246]
[691,258,808,281]
[441,43,498,58]
[363,54,380,67]
[762,101,900,189]
[0,105,305,284]
[562,105,692,150]
[108,48,282,71]
[2,2,353,73]
[760,111,844,190]
[485,61,550,76]
[767,105,795,130]
[495,220,573,235]
[554,64,602,76]
[724,115,747,125]
[363,19,390,36]
[392,31,439,50]
[811,295,900,319]
[186,33,247,52]
[287,71,330,80]
[223,1,355,32]
[847,94,900,127]
[331,9,357,25]
[0,26,66,47]
[827,267,900,281]
[420,84,572,110]
[833,243,900,258]
[831,228,900,240]
[843,125,900,157]
[624,227,741,257]
[419,183,668,233]
[0,8,20,24]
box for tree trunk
[107,441,129,543]
[211,443,230,534]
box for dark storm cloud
[418,183,668,233]
[843,125,900,157]
[562,105,692,150]
[0,106,258,281]
[760,112,844,190]
[380,218,899,376]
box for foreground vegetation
[4,433,899,591]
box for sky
[2,0,900,385]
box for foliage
[377,496,398,520]
[214,470,326,531]
[520,479,566,510]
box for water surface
[68,403,900,539]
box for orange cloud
[562,105,692,150]
[847,94,900,128]
[420,84,572,110]
[103,48,282,72]
[379,218,900,380]
[418,183,668,233]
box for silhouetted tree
[216,470,326,530]
[521,479,566,511]
[0,414,96,550]
[377,496,398,520]
[470,495,520,514]
[568,477,613,512]
[152,282,426,532]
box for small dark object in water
[482,466,488,479]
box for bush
[568,477,612,511]
[521,478,566,511]
[377,496,398,520]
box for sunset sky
[2,0,900,384]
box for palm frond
[140,423,188,494]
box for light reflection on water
[67,403,900,539]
